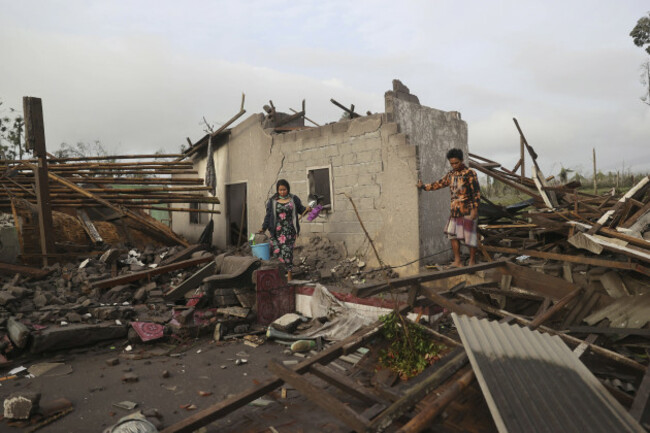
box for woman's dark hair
[274,179,291,197]
[446,148,463,160]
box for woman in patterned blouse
[417,148,481,267]
[260,179,310,281]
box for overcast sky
[1,1,649,176]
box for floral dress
[270,201,296,270]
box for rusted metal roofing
[452,313,645,433]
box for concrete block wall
[386,83,469,264]
[270,114,419,272]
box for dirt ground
[0,336,312,432]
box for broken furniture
[201,255,261,307]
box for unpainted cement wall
[386,88,468,264]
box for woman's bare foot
[450,261,463,268]
[468,260,476,266]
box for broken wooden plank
[368,348,469,432]
[570,232,650,264]
[396,368,475,433]
[160,244,207,266]
[0,262,52,279]
[572,334,598,358]
[309,363,383,405]
[528,288,582,330]
[588,176,650,234]
[484,245,650,277]
[76,209,103,245]
[619,200,650,229]
[499,262,578,301]
[91,256,213,289]
[164,261,216,301]
[421,288,483,317]
[353,260,508,298]
[268,360,371,432]
[469,161,541,200]
[566,326,650,337]
[630,362,650,423]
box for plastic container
[251,242,270,260]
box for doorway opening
[226,183,247,246]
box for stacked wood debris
[0,153,221,261]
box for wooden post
[593,148,597,194]
[23,97,55,266]
[520,135,525,182]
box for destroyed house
[172,81,469,273]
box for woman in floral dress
[260,179,309,280]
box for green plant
[378,311,447,379]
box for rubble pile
[0,245,268,362]
[293,235,371,284]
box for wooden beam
[528,288,582,329]
[396,368,475,433]
[0,262,52,279]
[629,354,650,422]
[468,161,541,200]
[353,260,509,298]
[23,96,55,266]
[90,256,213,289]
[368,348,469,431]
[567,326,650,337]
[309,364,383,405]
[484,245,650,277]
[268,360,371,432]
[163,261,216,301]
[330,98,361,118]
[180,93,246,160]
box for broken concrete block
[161,370,170,378]
[270,313,302,333]
[33,293,48,309]
[4,392,41,420]
[106,358,120,366]
[7,317,30,348]
[65,312,82,323]
[0,291,16,306]
[122,372,139,383]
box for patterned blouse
[428,163,481,218]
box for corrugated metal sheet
[452,313,645,433]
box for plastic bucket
[251,243,270,260]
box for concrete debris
[3,391,41,420]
